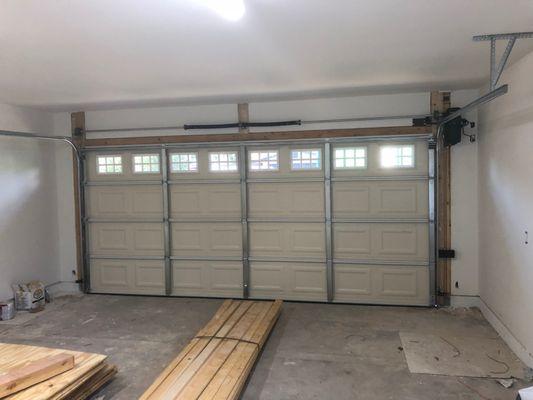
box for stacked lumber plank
[0,342,116,400]
[141,299,282,400]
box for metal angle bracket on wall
[437,32,533,131]
[473,31,533,90]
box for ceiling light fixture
[194,0,245,21]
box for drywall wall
[54,90,481,302]
[477,50,533,367]
[0,103,61,300]
[449,91,479,302]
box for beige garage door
[84,137,433,305]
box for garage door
[84,137,434,305]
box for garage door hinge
[438,249,456,259]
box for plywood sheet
[400,332,526,378]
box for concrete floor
[0,294,528,399]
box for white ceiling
[1,0,533,111]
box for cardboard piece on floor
[399,332,525,379]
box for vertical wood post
[71,112,85,285]
[431,92,451,306]
[237,103,249,134]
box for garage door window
[97,155,123,174]
[380,145,415,168]
[291,149,321,170]
[334,147,366,169]
[209,152,238,172]
[133,154,160,173]
[249,150,279,171]
[170,153,198,173]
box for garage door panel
[334,264,429,305]
[332,141,429,177]
[87,186,163,219]
[249,262,327,301]
[86,151,162,182]
[333,223,428,261]
[248,182,324,218]
[249,223,325,258]
[171,261,242,297]
[89,223,164,256]
[90,259,165,295]
[333,180,428,218]
[171,222,242,257]
[170,184,241,218]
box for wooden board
[0,343,115,400]
[0,354,74,397]
[84,126,431,147]
[431,91,452,306]
[141,299,282,400]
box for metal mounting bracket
[473,31,533,90]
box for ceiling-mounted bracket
[473,31,533,90]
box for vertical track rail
[162,147,172,295]
[240,145,250,298]
[80,153,91,293]
[428,141,437,306]
[324,142,334,302]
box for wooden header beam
[83,125,431,148]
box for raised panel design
[210,226,241,251]
[250,264,284,292]
[332,187,370,214]
[289,187,324,215]
[170,184,241,218]
[97,228,128,250]
[333,264,429,305]
[332,181,427,218]
[379,228,417,255]
[173,264,203,289]
[250,227,283,253]
[135,264,165,288]
[87,186,163,219]
[171,223,242,256]
[172,191,201,215]
[99,263,128,287]
[249,262,326,301]
[291,229,325,254]
[333,223,427,261]
[334,266,372,295]
[379,187,417,213]
[333,225,371,256]
[207,190,241,213]
[292,266,326,293]
[134,228,164,251]
[96,192,127,215]
[90,259,164,295]
[90,223,164,256]
[172,261,242,297]
[248,187,282,216]
[381,270,417,296]
[172,227,202,250]
[248,183,324,218]
[375,224,427,259]
[249,223,325,258]
[210,264,243,290]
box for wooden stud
[140,299,282,400]
[84,125,431,148]
[431,91,452,306]
[0,354,74,397]
[70,112,86,284]
[237,103,249,134]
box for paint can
[0,300,15,321]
